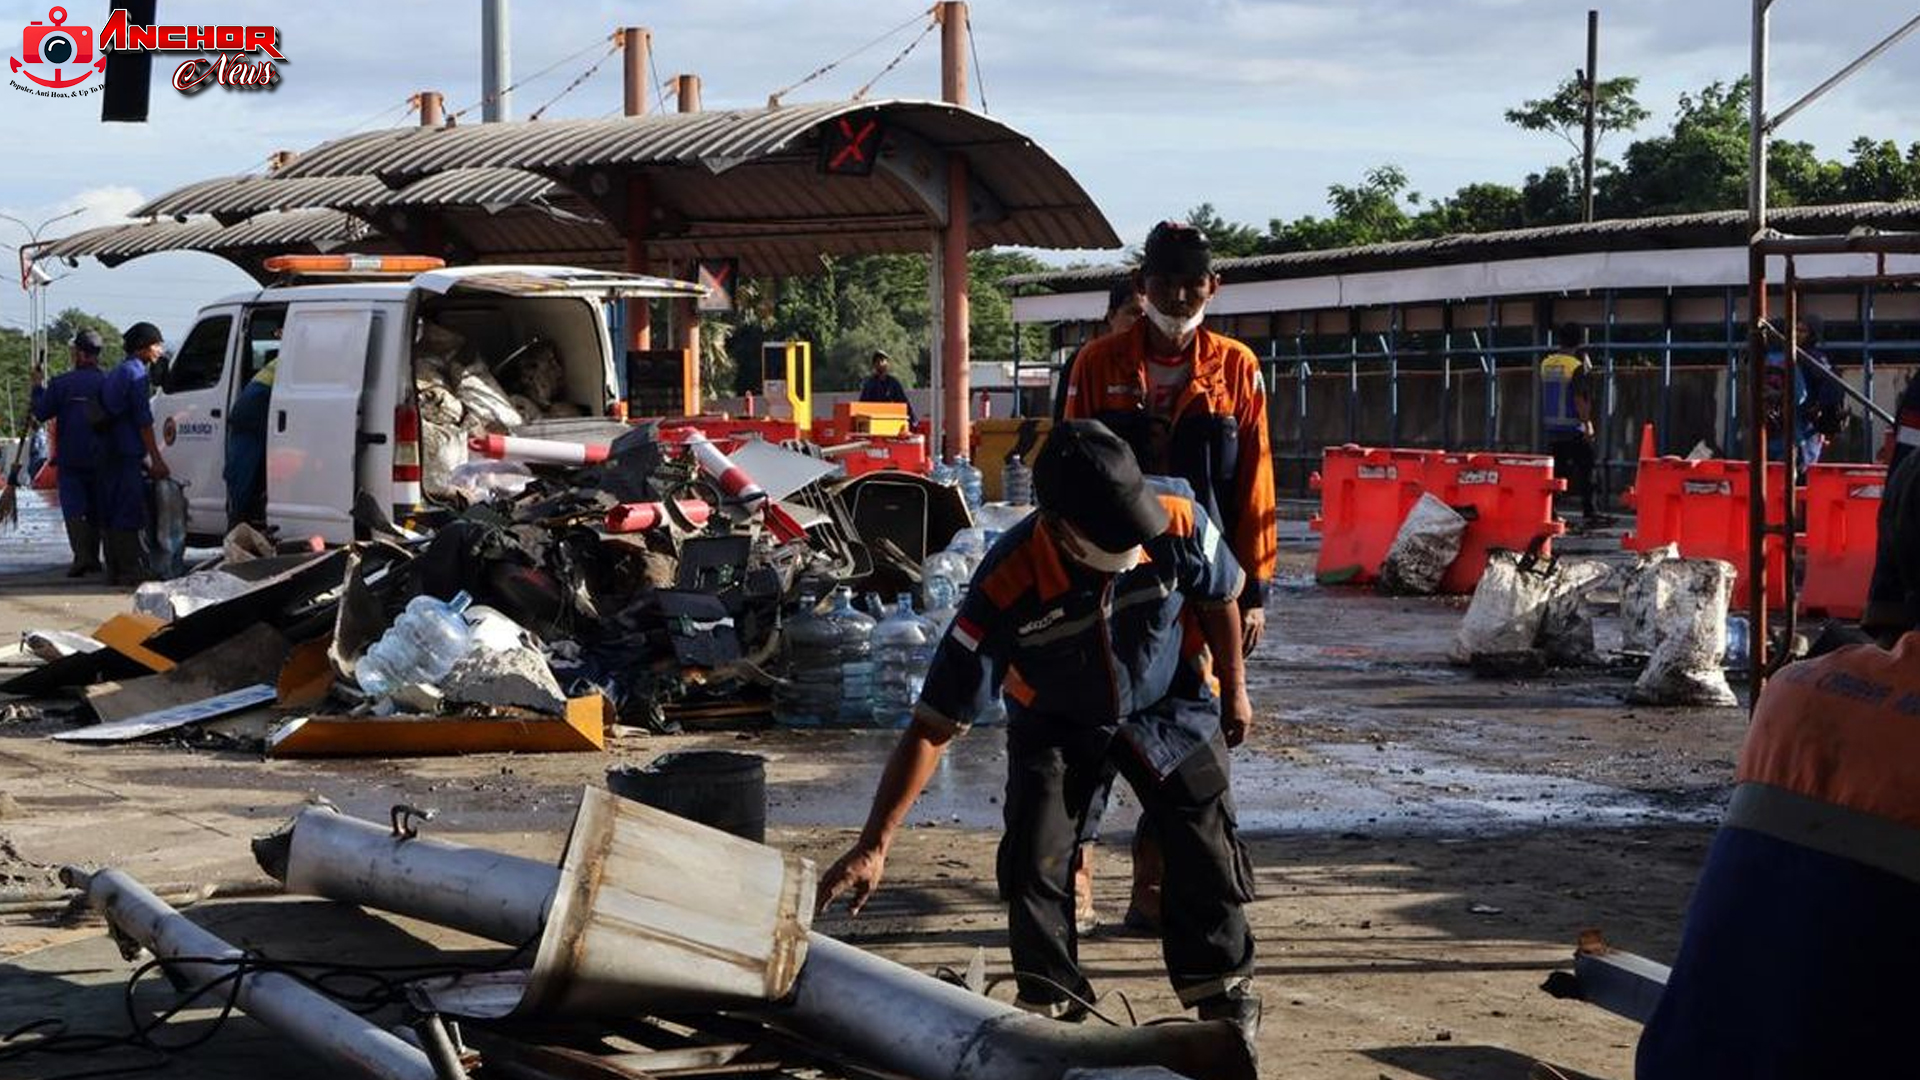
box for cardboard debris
[54,684,279,743]
[92,613,177,674]
[265,693,609,758]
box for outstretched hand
[815,843,887,916]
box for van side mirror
[149,355,170,392]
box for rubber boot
[64,519,101,577]
[104,529,148,587]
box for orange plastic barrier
[1798,463,1884,620]
[837,435,931,478]
[657,416,801,455]
[1423,453,1567,593]
[1309,446,1435,583]
[1624,458,1793,611]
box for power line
[965,10,990,114]
[448,33,613,122]
[853,18,938,100]
[529,38,621,121]
[768,7,933,106]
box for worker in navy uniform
[816,420,1261,1041]
[29,329,110,576]
[97,322,171,585]
[856,350,917,427]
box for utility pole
[1581,9,1599,222]
[621,28,652,355]
[482,0,511,122]
[936,1,971,460]
[674,74,703,411]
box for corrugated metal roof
[41,210,375,264]
[1003,201,1920,290]
[131,176,392,222]
[273,98,1117,251]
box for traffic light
[100,0,156,122]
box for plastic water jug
[357,591,476,699]
[930,457,957,487]
[825,587,877,726]
[1723,614,1749,670]
[871,593,935,728]
[954,456,984,510]
[1003,456,1033,507]
[775,592,839,728]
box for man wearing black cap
[29,329,110,575]
[817,420,1261,1040]
[1065,220,1276,932]
[856,350,916,427]
[1637,452,1920,1077]
[97,321,171,584]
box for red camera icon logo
[23,7,91,66]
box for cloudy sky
[3,0,1919,343]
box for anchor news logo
[11,5,286,101]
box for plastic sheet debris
[22,629,104,661]
[444,460,536,506]
[133,568,254,622]
[145,477,190,580]
[1379,494,1468,595]
[222,522,277,563]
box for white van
[151,264,701,545]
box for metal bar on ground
[1572,947,1671,1025]
[68,865,437,1080]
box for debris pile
[6,417,999,753]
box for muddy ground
[0,526,1753,1080]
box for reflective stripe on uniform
[1725,782,1920,886]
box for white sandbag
[456,364,525,430]
[508,394,545,422]
[1379,493,1468,595]
[1629,557,1738,707]
[421,419,471,497]
[1619,544,1680,656]
[500,337,565,406]
[417,382,465,428]
[221,522,276,564]
[1451,548,1558,664]
[1538,559,1616,666]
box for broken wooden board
[265,694,609,758]
[53,684,279,743]
[92,613,176,673]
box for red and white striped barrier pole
[604,499,713,533]
[683,431,767,508]
[468,433,611,465]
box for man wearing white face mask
[817,420,1262,1045]
[1065,220,1276,932]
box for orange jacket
[1063,323,1277,594]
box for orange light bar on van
[262,254,447,274]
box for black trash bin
[606,750,768,843]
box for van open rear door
[267,305,378,544]
[411,266,705,303]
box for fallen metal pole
[66,866,436,1080]
[258,806,1252,1080]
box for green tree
[1181,203,1267,258]
[1505,74,1652,167]
[1598,78,1830,215]
[46,308,121,354]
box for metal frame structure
[1744,2,1920,703]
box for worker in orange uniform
[1064,221,1276,933]
[1636,451,1920,1078]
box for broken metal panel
[54,683,279,743]
[69,866,437,1080]
[418,787,812,1018]
[265,694,609,758]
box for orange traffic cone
[1638,422,1657,461]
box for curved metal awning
[38,210,392,280]
[44,99,1116,279]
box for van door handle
[276,410,287,433]
[210,408,222,418]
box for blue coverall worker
[1638,451,1920,1077]
[816,420,1263,1048]
[98,321,171,586]
[1539,322,1599,521]
[855,351,916,427]
[1064,222,1277,932]
[29,329,109,576]
[224,358,276,528]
